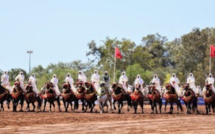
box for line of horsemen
[0,70,215,114]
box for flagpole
[113,46,116,83]
[210,46,211,74]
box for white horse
[97,83,109,113]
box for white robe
[203,77,215,94]
[65,76,76,91]
[186,76,197,94]
[169,77,181,96]
[91,73,100,92]
[151,77,162,95]
[1,74,12,93]
[134,78,144,90]
[51,77,61,96]
[29,76,38,94]
[119,75,128,91]
[15,74,25,91]
[78,74,87,83]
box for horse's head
[25,83,33,92]
[112,83,118,91]
[84,82,91,89]
[14,81,21,88]
[165,84,173,93]
[63,82,71,90]
[134,84,141,91]
[205,84,212,91]
[183,83,190,91]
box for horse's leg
[109,96,113,111]
[159,99,162,114]
[63,99,67,112]
[82,99,85,112]
[12,99,17,112]
[27,102,30,112]
[117,101,121,114]
[149,100,154,114]
[90,101,95,113]
[56,97,61,112]
[32,102,35,112]
[113,100,116,110]
[43,100,47,112]
[141,101,144,114]
[205,104,209,114]
[20,97,24,112]
[155,102,158,114]
[49,102,52,112]
[194,98,200,114]
[7,94,11,109]
[0,101,3,111]
[74,99,79,110]
[170,103,173,114]
[164,100,167,113]
[66,102,70,112]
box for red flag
[115,47,122,59]
[210,45,215,58]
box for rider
[150,74,162,98]
[169,73,181,98]
[65,73,75,90]
[134,74,144,90]
[205,73,215,92]
[50,74,61,97]
[102,71,111,94]
[91,70,100,92]
[119,71,128,92]
[186,73,197,95]
[28,73,39,96]
[78,71,87,83]
[1,71,12,93]
[15,71,25,91]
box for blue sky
[0,0,214,72]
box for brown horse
[130,84,144,114]
[147,85,162,114]
[41,82,61,112]
[0,85,11,111]
[182,83,199,114]
[83,82,97,112]
[164,84,183,114]
[75,81,86,112]
[24,83,42,112]
[62,82,77,112]
[11,81,24,112]
[203,84,215,114]
[112,83,126,113]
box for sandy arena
[0,102,214,134]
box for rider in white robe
[119,71,128,92]
[186,73,197,94]
[65,73,75,91]
[203,73,215,95]
[15,72,25,91]
[169,73,181,97]
[28,74,39,95]
[150,74,162,98]
[134,74,144,89]
[1,71,12,93]
[91,70,100,92]
[78,71,87,83]
[50,74,61,97]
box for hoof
[151,112,154,114]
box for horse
[147,84,162,114]
[75,81,86,112]
[164,84,183,114]
[112,83,126,113]
[11,81,24,112]
[0,85,11,111]
[130,84,144,114]
[61,82,77,112]
[41,82,61,112]
[104,81,113,111]
[83,82,97,112]
[182,83,199,114]
[24,83,42,112]
[203,84,215,114]
[97,82,109,113]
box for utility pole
[27,50,33,74]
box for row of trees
[1,27,215,90]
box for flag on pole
[115,47,122,59]
[210,45,215,58]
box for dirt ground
[0,102,214,134]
